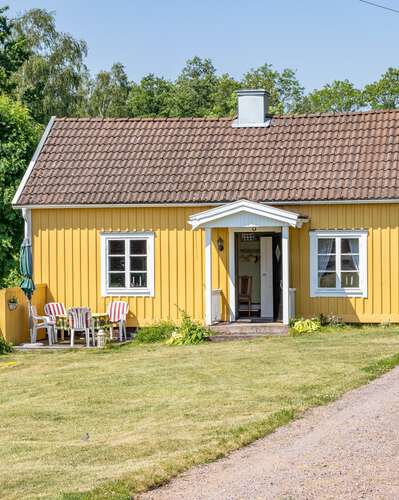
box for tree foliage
[13,8,88,123]
[363,68,399,110]
[0,95,41,286]
[128,74,173,117]
[296,80,364,114]
[87,63,131,117]
[0,6,29,95]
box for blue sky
[8,0,399,91]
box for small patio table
[92,313,111,334]
[54,314,68,341]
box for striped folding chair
[44,302,67,342]
[67,307,94,348]
[107,301,129,341]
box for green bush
[166,312,211,345]
[134,321,176,343]
[290,318,321,336]
[0,335,13,354]
[318,313,345,327]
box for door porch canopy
[188,199,307,230]
[188,200,309,326]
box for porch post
[282,226,290,325]
[205,228,212,325]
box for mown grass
[1,327,399,499]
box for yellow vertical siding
[31,207,229,326]
[31,203,399,325]
[289,203,399,323]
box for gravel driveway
[140,366,399,499]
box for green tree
[128,74,173,117]
[241,64,304,114]
[87,63,131,117]
[210,73,239,117]
[0,6,29,95]
[296,80,364,113]
[13,8,88,123]
[363,68,399,110]
[0,95,41,287]
[169,56,218,117]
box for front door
[260,236,274,318]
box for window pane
[341,254,359,271]
[109,256,125,271]
[130,256,147,271]
[109,273,125,288]
[318,272,336,288]
[130,273,147,288]
[341,272,359,288]
[318,238,335,254]
[130,240,146,255]
[109,240,125,255]
[341,238,359,254]
[318,255,335,271]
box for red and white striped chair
[67,307,94,348]
[44,302,67,341]
[107,301,129,341]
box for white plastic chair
[30,305,55,345]
[107,301,129,341]
[67,307,94,347]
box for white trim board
[12,116,56,206]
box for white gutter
[12,116,56,207]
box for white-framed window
[101,232,155,297]
[310,230,368,298]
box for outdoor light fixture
[217,237,224,252]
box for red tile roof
[14,109,399,206]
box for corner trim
[12,116,56,207]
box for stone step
[210,331,287,342]
[210,322,288,336]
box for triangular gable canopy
[188,199,308,229]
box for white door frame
[260,236,274,318]
[227,227,290,324]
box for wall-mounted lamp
[217,237,224,252]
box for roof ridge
[55,116,233,122]
[54,108,399,122]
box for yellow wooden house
[12,90,399,330]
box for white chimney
[233,89,271,128]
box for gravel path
[140,366,399,499]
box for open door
[260,236,274,318]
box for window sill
[310,288,367,298]
[102,288,154,297]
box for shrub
[318,313,345,327]
[0,335,13,355]
[290,318,321,336]
[166,312,211,345]
[134,321,176,343]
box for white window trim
[310,230,368,298]
[101,232,155,297]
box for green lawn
[2,328,399,499]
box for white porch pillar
[205,228,212,325]
[282,226,290,325]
